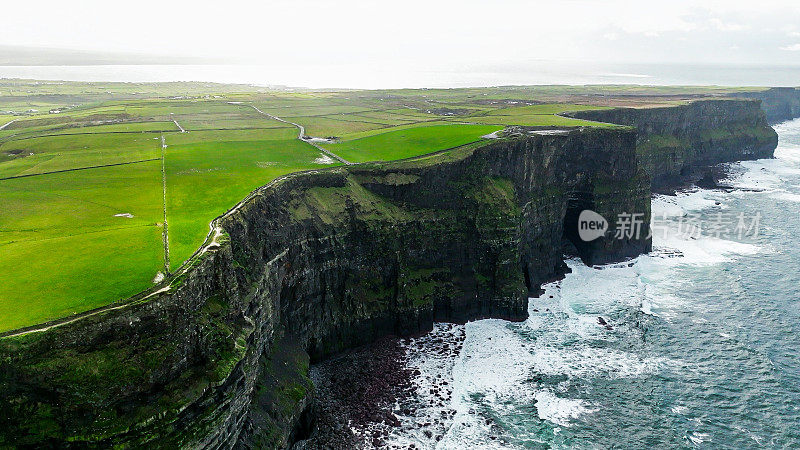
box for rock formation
[0,98,783,448]
[565,99,777,189]
[735,87,800,124]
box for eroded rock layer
[735,87,800,124]
[566,99,778,189]
[0,128,650,448]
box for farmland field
[0,79,742,332]
[327,124,503,162]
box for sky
[2,0,800,87]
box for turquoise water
[384,119,800,449]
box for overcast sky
[2,0,800,87]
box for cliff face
[566,99,778,189]
[0,128,650,448]
[734,87,800,124]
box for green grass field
[2,79,728,332]
[327,124,502,162]
[0,161,164,330]
[0,97,339,331]
[164,129,339,270]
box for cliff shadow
[562,188,596,265]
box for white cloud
[709,18,750,31]
[780,43,800,51]
[0,0,799,72]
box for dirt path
[172,119,186,133]
[160,135,170,274]
[246,104,351,165]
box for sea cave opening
[562,190,596,265]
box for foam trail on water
[382,188,769,448]
[431,260,679,449]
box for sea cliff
[0,98,781,448]
[0,128,650,448]
[565,99,778,189]
[735,87,800,124]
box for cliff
[734,87,800,124]
[0,128,651,448]
[565,99,778,189]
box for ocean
[372,118,800,448]
[2,63,800,89]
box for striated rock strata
[735,87,800,124]
[0,128,651,448]
[566,99,778,189]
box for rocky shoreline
[300,324,465,449]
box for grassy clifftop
[1,84,630,333]
[0,127,650,447]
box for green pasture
[475,103,611,116]
[326,124,502,162]
[462,114,614,127]
[164,129,339,269]
[0,161,164,332]
[284,116,389,137]
[0,80,659,333]
[0,133,161,178]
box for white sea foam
[650,187,762,267]
[533,391,596,427]
[657,231,759,266]
[379,323,464,449]
[687,432,710,445]
[671,405,689,415]
[529,345,667,379]
[653,190,720,216]
[771,191,800,202]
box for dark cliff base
[298,324,466,449]
[299,337,414,449]
[0,97,784,448]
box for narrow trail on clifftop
[160,134,170,274]
[244,103,352,165]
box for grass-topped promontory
[2,80,722,333]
